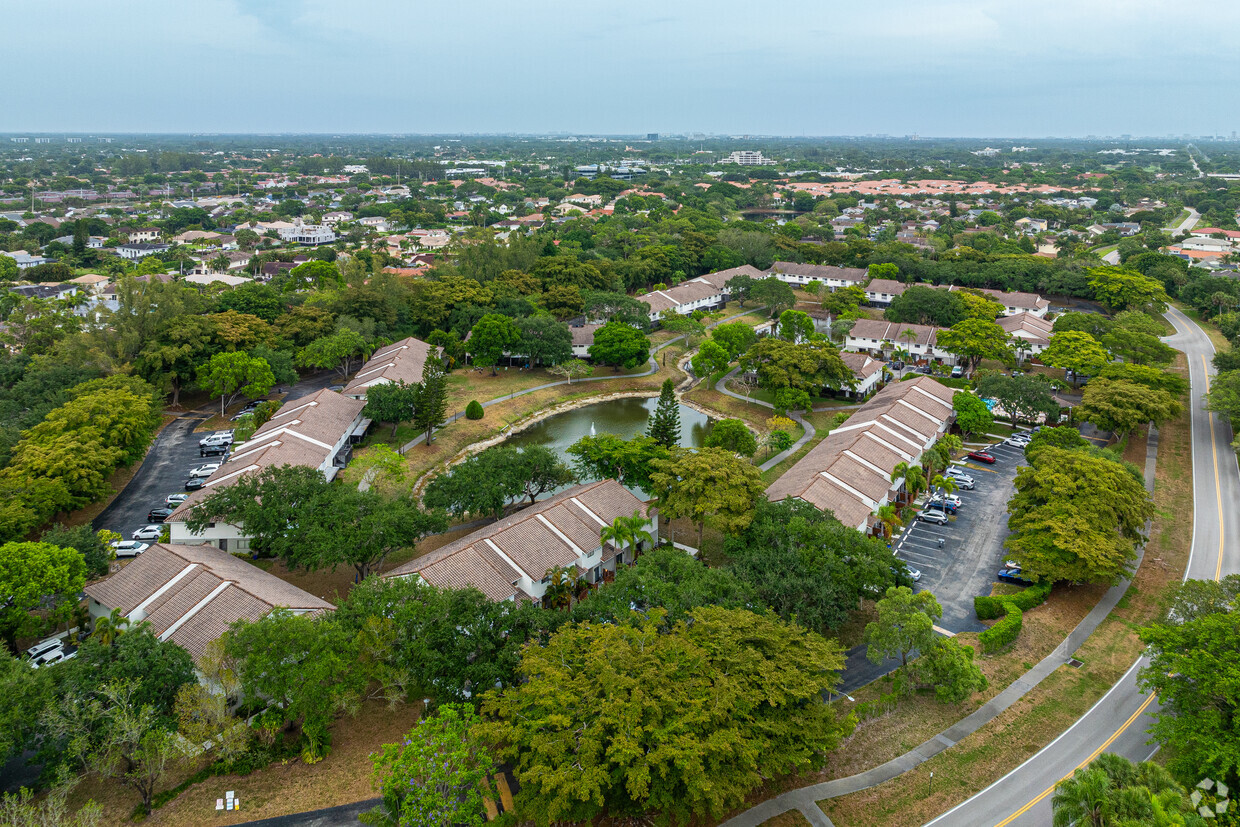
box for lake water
[503,397,713,497]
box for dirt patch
[761,811,813,827]
[68,698,421,827]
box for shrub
[974,581,1052,620]
[979,602,1022,653]
[465,400,484,420]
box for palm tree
[876,504,903,539]
[541,567,576,610]
[91,608,129,646]
[890,462,927,503]
[600,510,653,565]
[1052,767,1112,827]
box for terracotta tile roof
[343,337,437,396]
[694,264,765,290]
[570,323,602,346]
[769,262,867,282]
[765,377,956,529]
[840,351,883,379]
[84,543,334,658]
[384,480,648,598]
[865,278,907,297]
[998,312,1054,345]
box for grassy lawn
[1168,207,1190,228]
[67,699,422,826]
[1090,243,1119,259]
[814,354,1192,827]
[761,812,813,827]
[1173,301,1230,354]
[683,384,777,431]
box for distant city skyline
[5,0,1238,137]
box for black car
[200,442,229,458]
[997,567,1032,585]
[891,360,905,370]
[184,477,205,491]
[147,507,175,522]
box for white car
[131,525,164,541]
[1007,433,1032,445]
[31,649,75,669]
[199,431,234,447]
[25,637,64,661]
[930,494,963,509]
[918,508,950,525]
[189,463,221,478]
[907,567,922,582]
[111,540,149,557]
[165,493,189,507]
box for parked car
[110,540,149,557]
[917,365,933,375]
[1011,369,1024,377]
[200,442,229,458]
[997,567,1032,585]
[917,508,950,525]
[189,463,221,479]
[31,648,74,669]
[25,637,64,662]
[930,493,963,509]
[950,366,964,378]
[891,360,905,370]
[967,450,997,464]
[184,477,205,491]
[907,567,922,582]
[944,469,975,488]
[147,507,175,522]
[199,431,234,447]
[132,524,164,541]
[1007,433,1032,446]
[928,498,959,514]
[165,493,189,507]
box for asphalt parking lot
[894,437,1030,634]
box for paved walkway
[719,426,1161,826]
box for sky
[5,0,1238,137]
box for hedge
[974,581,1053,620]
[979,602,1023,653]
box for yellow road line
[994,694,1158,826]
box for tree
[691,339,731,377]
[975,372,1060,426]
[59,625,196,721]
[517,314,573,367]
[1088,266,1169,313]
[251,344,298,387]
[886,285,966,327]
[40,523,113,580]
[297,328,367,380]
[1099,361,1188,397]
[649,447,766,547]
[955,289,1005,321]
[548,357,591,384]
[511,445,576,504]
[197,350,275,417]
[575,545,752,624]
[596,510,654,566]
[749,277,797,316]
[467,313,520,375]
[778,309,815,343]
[90,608,129,647]
[952,392,995,439]
[1139,577,1240,790]
[286,259,342,291]
[1041,330,1112,382]
[705,417,757,456]
[364,380,420,437]
[0,780,102,827]
[1052,755,1198,827]
[224,610,366,763]
[413,358,448,444]
[935,318,1013,375]
[185,464,332,559]
[363,705,496,827]
[864,586,942,669]
[304,489,448,580]
[1079,378,1181,436]
[739,337,854,393]
[0,541,86,654]
[710,321,758,359]
[910,638,989,703]
[478,608,851,826]
[0,649,52,767]
[1006,446,1154,584]
[1101,329,1175,368]
[567,434,671,491]
[425,446,573,518]
[891,462,926,501]
[45,682,189,812]
[588,321,650,372]
[726,273,756,306]
[646,378,681,447]
[727,498,901,632]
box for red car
[967,450,996,464]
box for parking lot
[893,437,1030,634]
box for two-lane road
[925,305,1240,826]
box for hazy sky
[6,0,1237,137]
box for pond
[503,396,714,497]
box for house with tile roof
[766,377,957,532]
[342,336,438,398]
[839,351,886,398]
[947,286,1050,318]
[167,389,368,552]
[863,278,908,306]
[384,480,656,604]
[997,312,1055,356]
[84,543,334,658]
[845,319,957,365]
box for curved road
[924,304,1240,826]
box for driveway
[894,438,1029,634]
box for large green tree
[705,418,757,456]
[649,447,766,547]
[952,391,995,439]
[1079,378,1182,437]
[864,586,942,669]
[739,337,854,393]
[364,380,419,437]
[0,541,86,654]
[413,357,448,444]
[297,328,368,380]
[566,433,670,491]
[478,608,852,825]
[975,372,1060,426]
[646,378,681,447]
[1005,446,1154,584]
[517,314,573,367]
[467,313,520,375]
[574,546,754,624]
[588,321,650,371]
[1041,330,1112,381]
[197,350,275,416]
[935,318,1013,375]
[1088,266,1169,313]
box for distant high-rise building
[647,133,659,141]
